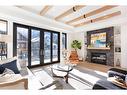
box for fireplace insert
[91,52,106,65]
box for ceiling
[16,5,121,28]
[0,5,125,33]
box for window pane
[0,20,7,34]
[0,42,7,60]
[62,33,66,49]
[52,33,58,61]
[44,32,51,63]
[17,27,28,66]
[31,29,40,66]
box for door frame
[13,23,60,68]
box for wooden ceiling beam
[66,5,117,24]
[40,5,53,16]
[55,5,85,20]
[74,11,121,27]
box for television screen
[91,32,106,48]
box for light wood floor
[78,61,112,73]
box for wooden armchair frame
[0,78,28,89]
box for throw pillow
[0,57,21,71]
[0,68,15,77]
[4,68,15,74]
[1,60,20,74]
[0,65,5,74]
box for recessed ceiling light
[73,7,76,12]
[91,20,93,23]
[84,14,86,18]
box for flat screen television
[91,32,106,48]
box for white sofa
[0,57,63,90]
[0,74,28,89]
[0,57,28,90]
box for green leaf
[71,40,82,50]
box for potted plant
[69,40,82,63]
[71,40,82,51]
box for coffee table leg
[65,72,69,83]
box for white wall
[0,21,13,58]
[114,26,121,67]
[68,32,87,61]
[67,32,76,50]
[121,23,127,69]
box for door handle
[40,49,42,56]
[40,49,44,56]
[42,50,44,55]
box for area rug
[70,66,107,86]
[31,68,66,89]
[43,65,107,90]
[31,65,107,90]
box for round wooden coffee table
[51,64,73,83]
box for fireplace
[91,52,107,65]
[86,27,114,66]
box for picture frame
[0,19,8,35]
[115,47,121,52]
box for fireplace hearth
[91,53,106,65]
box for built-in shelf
[87,47,110,50]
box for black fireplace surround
[91,53,107,65]
[86,27,114,66]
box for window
[17,26,29,66]
[0,42,7,60]
[62,33,67,49]
[13,23,60,67]
[44,32,51,63]
[31,29,40,66]
[0,20,7,34]
[52,33,59,61]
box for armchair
[69,51,79,64]
[0,57,28,90]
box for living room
[0,1,127,94]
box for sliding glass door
[13,23,60,68]
[52,33,59,61]
[44,32,51,63]
[16,26,29,66]
[44,32,60,64]
[31,29,41,66]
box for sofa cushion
[1,60,20,74]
